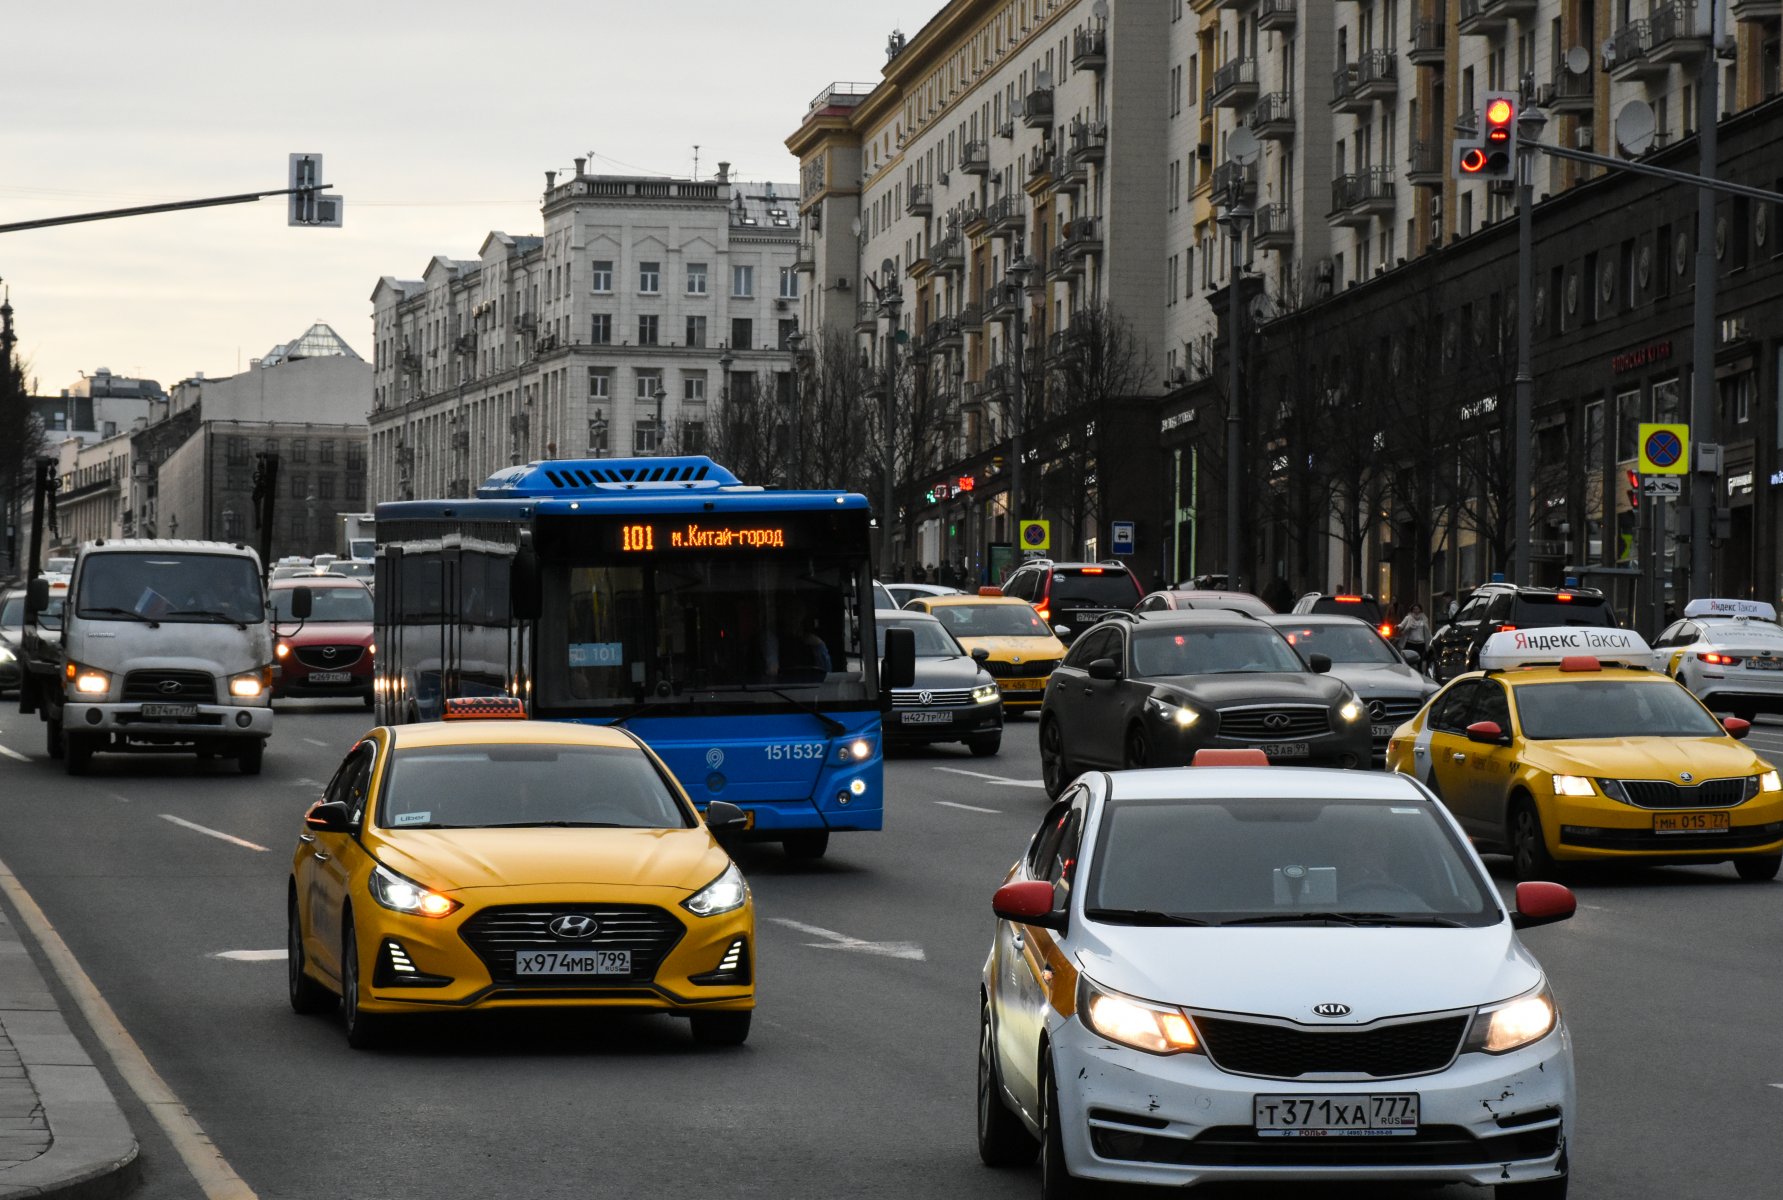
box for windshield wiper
[698,685,847,737]
[1219,911,1462,927]
[1085,907,1212,926]
[167,608,249,629]
[78,606,159,627]
[478,821,630,828]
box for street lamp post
[1215,197,1253,591]
[786,330,808,488]
[1006,253,1037,561]
[652,386,668,455]
[717,349,735,463]
[880,288,903,578]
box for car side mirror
[304,800,353,834]
[1400,647,1422,666]
[703,800,748,832]
[1308,653,1332,674]
[992,880,1065,931]
[1722,716,1751,740]
[1053,625,1073,638]
[970,647,991,664]
[881,625,916,691]
[1086,657,1121,681]
[1466,720,1508,744]
[290,585,313,621]
[1511,881,1576,930]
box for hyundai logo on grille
[1262,712,1293,730]
[1312,1002,1352,1018]
[919,690,935,705]
[548,915,600,940]
[158,679,183,695]
[1368,700,1388,722]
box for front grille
[1364,697,1425,724]
[1217,705,1332,741]
[121,669,217,703]
[295,645,364,669]
[1092,1124,1560,1168]
[1194,1014,1468,1079]
[983,659,1059,679]
[890,688,975,708]
[1613,777,1751,809]
[459,905,685,985]
[1560,821,1783,851]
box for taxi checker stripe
[442,696,527,719]
[1019,924,1081,1018]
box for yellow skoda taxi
[1387,627,1783,882]
[287,699,754,1048]
[904,592,1068,711]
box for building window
[686,315,707,348]
[319,475,336,500]
[588,368,611,399]
[635,371,663,402]
[731,318,754,349]
[591,260,613,292]
[319,439,336,463]
[681,420,706,453]
[289,472,307,500]
[639,261,660,293]
[263,438,280,455]
[778,318,798,350]
[346,442,364,470]
[732,265,754,297]
[683,374,706,402]
[639,314,659,346]
[291,439,309,463]
[779,268,799,299]
[226,437,248,465]
[288,514,305,539]
[687,263,708,295]
[591,314,612,344]
[346,475,364,501]
[633,418,660,454]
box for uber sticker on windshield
[1390,807,1421,814]
[568,642,624,668]
[393,811,433,826]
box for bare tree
[1,346,47,576]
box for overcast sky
[3,0,910,396]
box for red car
[271,578,374,707]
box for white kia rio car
[978,755,1577,1199]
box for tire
[1124,724,1151,769]
[782,830,830,861]
[976,1002,1038,1166]
[46,716,64,760]
[340,915,388,1050]
[287,891,334,1015]
[362,692,376,710]
[238,739,265,776]
[1039,717,1073,799]
[688,1011,752,1046]
[1734,853,1781,882]
[967,734,1002,758]
[64,732,94,776]
[1496,1170,1568,1198]
[1510,798,1559,882]
[1040,1058,1090,1200]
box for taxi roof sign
[1683,598,1778,621]
[1478,626,1652,672]
[442,696,528,720]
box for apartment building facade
[368,166,802,505]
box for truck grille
[983,659,1058,679]
[295,645,364,669]
[458,905,684,984]
[1613,778,1752,809]
[1217,705,1332,741]
[121,669,217,704]
[891,688,975,708]
[1194,1013,1468,1079]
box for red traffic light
[1485,97,1514,126]
[1459,147,1489,174]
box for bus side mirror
[25,577,48,619]
[882,626,916,691]
[290,586,313,621]
[511,546,542,620]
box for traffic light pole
[1511,148,1534,588]
[1688,28,1720,600]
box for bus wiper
[167,608,248,629]
[79,606,159,627]
[1085,907,1212,926]
[699,685,846,737]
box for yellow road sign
[1018,520,1051,551]
[1637,423,1689,475]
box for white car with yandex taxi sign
[979,754,1576,1199]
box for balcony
[1063,216,1103,259]
[1211,160,1257,204]
[793,243,816,272]
[1457,0,1539,37]
[959,302,983,331]
[1071,26,1106,71]
[1408,139,1445,188]
[1549,66,1595,114]
[1055,151,1089,195]
[1732,0,1783,22]
[933,234,965,274]
[1069,120,1107,163]
[996,117,1015,139]
[987,194,1025,236]
[1257,0,1296,31]
[1608,20,1668,81]
[1024,150,1057,194]
[1408,19,1445,66]
[1047,245,1082,282]
[1252,203,1294,251]
[1647,1,1710,66]
[1353,50,1397,102]
[1331,64,1367,114]
[1022,87,1054,129]
[856,300,880,331]
[1209,58,1259,109]
[928,315,964,351]
[1329,167,1396,227]
[1248,92,1295,141]
[907,184,933,216]
[982,363,1014,400]
[961,139,991,177]
[985,281,1020,322]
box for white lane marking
[0,744,29,762]
[933,766,1046,789]
[213,949,288,962]
[768,917,926,961]
[158,814,270,853]
[936,800,1001,814]
[302,738,330,747]
[288,777,324,790]
[0,853,261,1199]
[108,793,132,804]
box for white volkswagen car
[1652,598,1783,720]
[978,758,1576,1198]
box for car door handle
[297,833,316,844]
[312,850,330,862]
[1451,753,1467,763]
[1081,687,1094,698]
[1011,932,1025,951]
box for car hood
[912,655,994,687]
[370,826,729,893]
[281,621,372,646]
[1148,671,1351,706]
[1326,662,1436,698]
[1520,735,1769,779]
[954,635,1066,660]
[1074,922,1539,1024]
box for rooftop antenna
[692,145,700,179]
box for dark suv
[1036,611,1373,796]
[1427,583,1621,682]
[1292,592,1390,635]
[998,559,1143,645]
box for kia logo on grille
[919,690,935,705]
[158,680,183,695]
[1262,712,1293,730]
[548,915,600,940]
[1312,1002,1352,1018]
[1368,700,1388,722]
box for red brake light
[1378,623,1394,638]
[1556,593,1573,602]
[1700,652,1742,666]
[1334,595,1362,603]
[1080,567,1106,574]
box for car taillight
[1378,623,1395,638]
[1036,607,1051,620]
[1700,652,1743,666]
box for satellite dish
[1091,0,1108,17]
[1564,45,1590,76]
[1614,100,1656,157]
[1247,293,1274,324]
[1226,127,1261,167]
[881,257,897,279]
[850,216,862,237]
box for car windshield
[1513,679,1726,739]
[1051,572,1138,608]
[876,620,964,657]
[1273,623,1400,664]
[272,586,372,622]
[378,743,692,829]
[1131,628,1305,676]
[931,603,1048,638]
[1087,796,1497,925]
[76,553,264,624]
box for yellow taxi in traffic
[903,592,1068,711]
[287,698,755,1048]
[1387,627,1783,882]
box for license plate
[513,949,631,976]
[1002,678,1045,690]
[140,703,199,719]
[1254,1094,1419,1136]
[1370,724,1396,739]
[1744,658,1781,671]
[1653,810,1731,834]
[902,711,953,725]
[1260,742,1310,759]
[307,671,351,683]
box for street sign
[1019,520,1051,551]
[1111,521,1134,555]
[1642,476,1682,497]
[1637,423,1689,475]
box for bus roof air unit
[478,456,744,498]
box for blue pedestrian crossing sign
[1111,521,1135,555]
[1638,423,1689,475]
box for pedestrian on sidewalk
[1398,603,1430,657]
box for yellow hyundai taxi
[1387,627,1783,882]
[287,699,754,1048]
[904,592,1068,711]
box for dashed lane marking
[288,777,324,790]
[158,814,270,853]
[213,949,287,962]
[0,744,29,762]
[936,800,1001,814]
[302,738,330,747]
[768,917,926,961]
[933,766,1046,789]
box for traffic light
[1626,468,1640,510]
[1453,92,1518,182]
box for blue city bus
[372,456,913,860]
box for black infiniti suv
[1036,611,1374,797]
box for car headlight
[0,645,15,665]
[1552,774,1596,797]
[1761,770,1781,794]
[1145,695,1199,727]
[368,863,459,918]
[1077,975,1201,1056]
[1338,698,1364,722]
[683,862,748,917]
[67,662,110,694]
[229,669,270,698]
[972,683,1000,703]
[1464,983,1557,1055]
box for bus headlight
[836,738,872,762]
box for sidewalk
[0,904,137,1199]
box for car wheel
[688,1011,752,1046]
[977,1001,1038,1166]
[64,732,94,776]
[238,740,265,776]
[782,831,830,861]
[46,716,63,760]
[1040,1057,1090,1200]
[967,734,1002,757]
[1734,853,1781,882]
[1039,717,1073,799]
[287,891,334,1015]
[340,915,387,1050]
[1124,724,1151,769]
[1510,798,1559,882]
[1495,1170,1568,1198]
[362,692,375,710]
